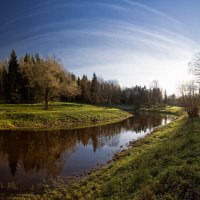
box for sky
[1,0,200,94]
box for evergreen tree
[80,75,91,102]
[6,50,22,103]
[20,54,37,103]
[75,77,81,101]
[35,53,41,63]
[0,62,6,101]
[91,73,99,104]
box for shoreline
[0,103,132,131]
[0,115,132,131]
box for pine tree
[75,77,81,101]
[35,53,41,63]
[6,50,22,103]
[20,54,35,103]
[0,62,6,101]
[80,75,91,102]
[91,73,99,104]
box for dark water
[0,112,172,190]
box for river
[0,112,172,191]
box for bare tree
[179,81,200,118]
[148,80,162,109]
[182,53,200,117]
[189,53,200,84]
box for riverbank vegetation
[10,106,200,200]
[0,102,131,129]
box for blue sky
[1,0,200,94]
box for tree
[62,73,79,101]
[0,61,6,101]
[75,77,81,101]
[80,75,91,103]
[179,81,199,118]
[149,80,162,108]
[189,53,200,83]
[91,73,99,104]
[184,52,200,117]
[18,54,35,103]
[6,50,22,103]
[21,56,75,110]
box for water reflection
[0,112,171,189]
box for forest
[0,50,166,110]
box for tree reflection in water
[0,113,171,188]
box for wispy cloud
[122,0,182,25]
[1,0,199,94]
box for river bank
[0,102,132,130]
[10,105,200,200]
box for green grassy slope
[0,102,131,129]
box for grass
[9,105,200,200]
[0,102,132,130]
[139,105,183,115]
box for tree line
[0,50,164,109]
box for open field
[0,102,132,130]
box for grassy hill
[0,102,131,130]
